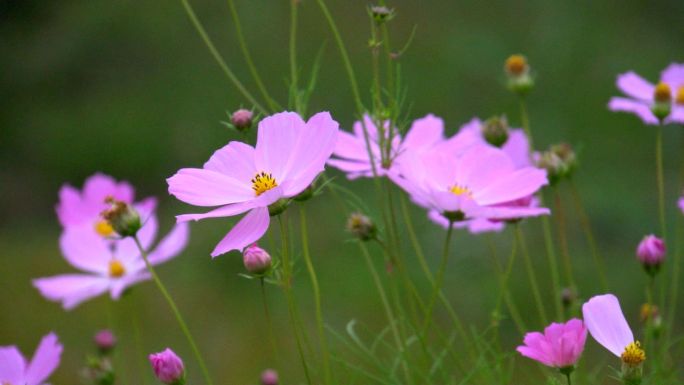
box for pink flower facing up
[608,63,684,125]
[33,203,189,310]
[392,143,549,227]
[517,318,587,370]
[582,294,645,367]
[149,348,185,385]
[636,234,666,275]
[167,111,338,257]
[0,333,62,385]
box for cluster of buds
[243,244,272,275]
[482,115,510,147]
[536,143,577,185]
[636,235,665,277]
[651,82,671,122]
[80,330,117,385]
[505,54,534,96]
[346,212,377,241]
[149,348,186,385]
[101,197,141,238]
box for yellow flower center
[450,184,472,197]
[251,172,278,196]
[108,260,126,278]
[621,341,646,367]
[94,219,115,237]
[676,86,684,106]
[654,82,672,103]
[505,54,527,76]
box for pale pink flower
[679,193,684,214]
[243,244,272,274]
[582,294,635,357]
[33,205,188,310]
[517,318,587,368]
[149,348,185,384]
[167,111,338,256]
[0,333,62,385]
[608,63,684,125]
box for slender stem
[486,234,527,335]
[260,279,280,365]
[554,188,576,290]
[133,236,214,385]
[515,225,549,326]
[568,180,608,291]
[299,207,332,385]
[179,0,268,114]
[565,372,572,385]
[289,0,301,113]
[656,126,667,240]
[519,98,534,149]
[421,222,454,337]
[226,0,281,112]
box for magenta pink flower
[243,243,272,274]
[636,234,666,266]
[167,111,338,256]
[608,63,684,125]
[517,318,587,368]
[33,203,188,310]
[0,333,62,385]
[582,294,636,358]
[149,348,185,384]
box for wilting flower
[243,244,272,274]
[168,111,338,256]
[608,63,684,124]
[33,206,188,310]
[636,234,665,275]
[517,319,587,369]
[149,348,185,385]
[392,142,548,226]
[0,333,62,385]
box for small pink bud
[243,244,272,274]
[636,234,665,275]
[94,329,116,352]
[231,109,253,131]
[260,369,278,385]
[149,348,185,384]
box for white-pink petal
[167,168,254,206]
[582,294,634,357]
[24,333,62,385]
[616,71,654,101]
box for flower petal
[59,229,111,274]
[0,346,26,385]
[33,274,111,310]
[582,294,634,357]
[110,272,151,299]
[25,333,63,385]
[616,71,654,101]
[176,186,283,222]
[660,63,684,88]
[167,168,254,206]
[608,97,659,125]
[254,111,306,181]
[146,222,190,266]
[204,141,258,182]
[401,114,444,151]
[474,167,548,205]
[211,207,270,257]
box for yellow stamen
[450,184,472,197]
[676,86,684,105]
[108,260,126,278]
[251,171,278,196]
[505,54,528,76]
[94,220,115,237]
[621,341,646,367]
[654,82,671,103]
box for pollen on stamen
[450,184,472,197]
[108,260,126,278]
[94,220,115,237]
[654,82,672,103]
[251,171,278,196]
[676,86,684,105]
[621,341,646,367]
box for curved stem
[421,221,454,337]
[179,0,267,114]
[515,225,548,326]
[226,0,281,112]
[133,236,214,385]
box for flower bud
[81,356,115,385]
[346,212,377,241]
[536,143,577,185]
[260,369,279,385]
[636,235,665,276]
[243,244,272,274]
[370,5,394,23]
[651,82,672,122]
[101,197,141,237]
[94,330,116,353]
[505,54,534,96]
[149,348,185,385]
[231,109,253,132]
[482,115,510,147]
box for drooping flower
[149,348,185,385]
[636,234,665,275]
[0,332,62,385]
[582,294,645,366]
[608,63,684,125]
[33,205,188,310]
[517,318,587,369]
[167,111,338,256]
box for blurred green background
[2,0,684,384]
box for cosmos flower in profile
[0,333,63,385]
[517,318,587,369]
[168,111,338,256]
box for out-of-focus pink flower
[94,330,116,352]
[243,244,272,274]
[33,206,189,310]
[582,294,638,358]
[391,143,548,225]
[636,235,666,267]
[260,369,278,385]
[517,318,587,368]
[679,193,684,214]
[0,332,62,385]
[608,63,684,125]
[167,111,338,256]
[149,348,185,384]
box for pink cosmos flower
[328,114,477,179]
[608,63,684,125]
[517,318,587,368]
[167,111,338,256]
[56,173,157,239]
[0,332,62,385]
[149,348,185,384]
[392,142,549,225]
[636,234,666,267]
[33,206,188,310]
[582,294,635,357]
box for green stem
[656,126,667,240]
[487,234,527,335]
[289,0,301,113]
[133,236,214,385]
[299,207,332,385]
[260,278,280,365]
[226,0,281,112]
[554,188,576,291]
[421,221,455,337]
[515,225,549,326]
[179,0,267,114]
[565,371,572,385]
[519,98,534,149]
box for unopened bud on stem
[101,197,141,238]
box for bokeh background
[2,0,684,383]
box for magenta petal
[616,71,654,101]
[24,333,62,385]
[33,274,110,310]
[582,294,634,357]
[0,346,26,385]
[146,222,190,266]
[608,97,659,125]
[211,207,270,257]
[167,168,254,206]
